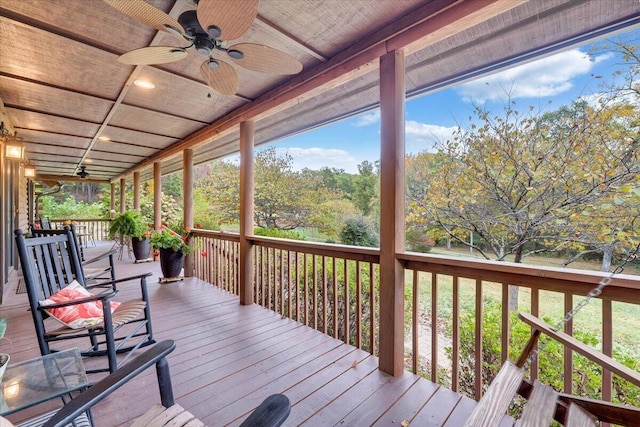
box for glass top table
[0,349,88,416]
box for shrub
[254,227,305,240]
[339,216,379,247]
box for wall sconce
[24,163,36,177]
[5,142,24,160]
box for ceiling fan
[77,166,89,179]
[101,0,303,96]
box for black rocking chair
[14,228,155,374]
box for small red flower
[195,223,202,228]
[201,251,207,257]
[153,250,160,257]
[184,225,191,232]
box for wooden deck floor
[1,242,504,426]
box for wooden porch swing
[464,250,640,426]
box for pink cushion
[39,281,120,329]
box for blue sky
[258,30,638,174]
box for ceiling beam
[36,174,110,184]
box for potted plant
[150,227,192,278]
[109,210,151,261]
[0,317,8,382]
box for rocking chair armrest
[42,340,177,427]
[81,249,117,266]
[37,289,118,310]
[86,272,153,290]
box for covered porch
[2,242,500,426]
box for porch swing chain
[525,243,640,368]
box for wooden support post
[110,183,116,219]
[239,120,255,305]
[133,171,140,212]
[153,162,162,260]
[378,49,406,376]
[183,149,194,277]
[119,178,126,214]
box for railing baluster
[431,272,438,383]
[333,256,338,340]
[474,278,483,400]
[564,292,573,394]
[370,263,375,356]
[452,276,460,392]
[313,254,318,330]
[531,287,539,381]
[323,255,328,335]
[344,258,349,345]
[356,260,362,349]
[602,299,612,403]
[412,270,419,374]
[501,283,509,364]
[303,253,309,326]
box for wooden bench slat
[565,402,598,427]
[516,380,557,427]
[463,362,524,427]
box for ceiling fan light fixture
[170,48,188,58]
[195,38,214,56]
[207,25,221,39]
[208,58,220,70]
[227,49,244,60]
[164,24,183,38]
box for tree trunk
[601,246,613,272]
[508,247,524,311]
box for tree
[410,98,639,268]
[353,160,378,216]
[198,147,344,232]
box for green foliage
[340,215,379,247]
[452,301,640,407]
[150,228,192,253]
[40,195,105,219]
[0,318,6,341]
[254,227,305,240]
[353,160,378,216]
[109,210,149,239]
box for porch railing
[190,229,640,406]
[50,218,111,242]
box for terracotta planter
[159,248,184,278]
[131,237,151,261]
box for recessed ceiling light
[134,80,155,89]
[98,136,111,141]
[84,158,93,163]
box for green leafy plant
[150,228,192,253]
[109,210,149,240]
[0,317,6,341]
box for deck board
[1,241,497,426]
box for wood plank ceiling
[0,0,639,183]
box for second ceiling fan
[102,0,303,96]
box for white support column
[239,120,255,305]
[378,49,406,376]
[183,149,194,277]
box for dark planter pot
[131,237,151,261]
[159,248,184,278]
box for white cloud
[405,120,458,154]
[275,147,363,173]
[456,49,601,102]
[352,110,380,127]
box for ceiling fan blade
[197,0,259,40]
[229,43,303,75]
[200,60,239,96]
[118,46,188,65]
[101,0,184,37]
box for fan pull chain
[525,243,640,369]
